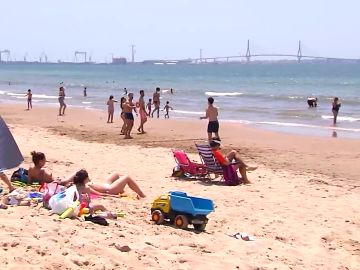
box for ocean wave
[172,110,203,115]
[257,121,360,132]
[0,91,6,95]
[81,101,93,104]
[321,115,360,122]
[7,92,72,99]
[205,91,243,97]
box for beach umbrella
[0,116,24,169]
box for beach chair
[172,149,208,177]
[194,143,240,185]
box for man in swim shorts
[200,97,220,141]
[151,87,161,118]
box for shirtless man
[137,90,147,133]
[151,87,161,118]
[200,97,220,141]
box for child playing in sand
[200,97,220,142]
[163,101,173,119]
[107,95,117,123]
[147,98,152,116]
[25,89,32,110]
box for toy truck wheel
[174,215,189,229]
[193,223,207,232]
[152,210,164,225]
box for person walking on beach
[151,87,161,118]
[163,101,173,119]
[147,98,152,116]
[137,90,147,134]
[107,95,117,123]
[200,97,220,141]
[26,89,32,110]
[332,97,341,125]
[58,86,66,116]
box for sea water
[0,62,359,138]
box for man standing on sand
[200,97,220,141]
[137,90,147,134]
[151,87,161,118]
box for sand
[0,104,359,270]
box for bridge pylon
[297,40,302,63]
[246,39,251,62]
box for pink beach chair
[172,149,208,177]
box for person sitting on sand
[210,138,257,184]
[28,151,60,184]
[65,170,146,199]
[0,169,15,192]
[72,169,118,218]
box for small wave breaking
[205,91,243,97]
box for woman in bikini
[58,86,66,116]
[65,169,146,199]
[28,151,57,184]
[137,90,147,134]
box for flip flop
[228,232,255,241]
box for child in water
[147,98,152,116]
[107,95,117,123]
[163,101,173,119]
[26,89,32,110]
[332,97,341,125]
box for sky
[0,0,359,62]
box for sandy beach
[0,104,359,269]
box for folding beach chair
[194,143,240,185]
[172,149,208,178]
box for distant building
[112,57,127,64]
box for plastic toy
[77,202,89,217]
[60,200,80,219]
[151,191,214,231]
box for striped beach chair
[194,143,240,185]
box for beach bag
[49,185,79,214]
[222,165,240,186]
[10,168,28,183]
[40,182,66,209]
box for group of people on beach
[107,87,174,139]
[1,150,146,214]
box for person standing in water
[26,89,32,110]
[151,87,161,118]
[332,97,341,125]
[83,87,87,97]
[137,90,147,134]
[58,86,66,116]
[200,97,220,141]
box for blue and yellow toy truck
[151,191,214,231]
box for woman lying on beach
[64,170,146,199]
